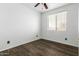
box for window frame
[47,11,67,32]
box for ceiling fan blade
[34,3,40,7]
[44,3,48,9]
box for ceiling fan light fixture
[34,3,48,9]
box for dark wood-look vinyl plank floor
[0,39,78,56]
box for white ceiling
[22,3,68,13]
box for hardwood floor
[0,39,78,56]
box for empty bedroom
[0,3,78,56]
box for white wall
[41,4,78,47]
[78,4,79,47]
[0,3,41,51]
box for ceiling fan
[34,3,48,9]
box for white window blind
[48,11,67,32]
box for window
[48,14,56,31]
[48,11,67,31]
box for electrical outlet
[36,35,38,37]
[65,38,67,40]
[7,41,10,44]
